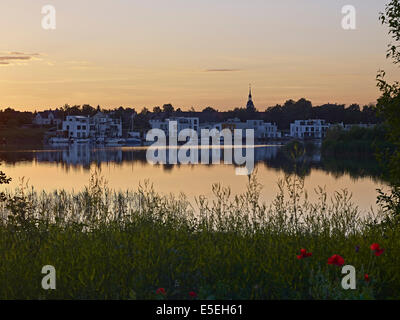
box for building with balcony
[61,112,122,141]
[149,117,199,136]
[290,119,330,139]
[89,112,122,139]
[222,119,280,139]
[62,116,90,139]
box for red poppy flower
[370,243,380,251]
[189,291,197,298]
[364,274,370,282]
[327,254,345,266]
[370,243,385,256]
[297,248,312,259]
[156,288,166,295]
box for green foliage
[0,164,11,202]
[377,186,400,225]
[0,172,396,300]
[379,0,400,64]
[375,0,400,222]
[376,73,400,185]
[308,267,374,300]
[322,125,391,158]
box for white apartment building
[89,112,122,139]
[245,120,281,139]
[199,122,223,131]
[290,119,330,139]
[61,112,122,140]
[148,117,281,140]
[222,118,247,131]
[62,116,90,139]
[149,117,199,136]
[222,119,280,139]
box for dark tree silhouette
[162,104,174,113]
[202,106,218,114]
[153,106,162,113]
[376,0,400,219]
[0,167,11,202]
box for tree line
[0,99,379,131]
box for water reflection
[0,144,388,214]
[0,144,383,182]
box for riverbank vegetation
[321,125,393,158]
[0,172,397,300]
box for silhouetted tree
[202,106,217,113]
[0,166,11,202]
[376,0,400,220]
[153,106,162,113]
[162,104,174,113]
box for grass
[0,171,398,300]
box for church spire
[248,84,252,100]
[246,84,255,111]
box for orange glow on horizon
[0,0,399,111]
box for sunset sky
[0,0,399,111]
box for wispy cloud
[0,52,41,66]
[204,68,241,72]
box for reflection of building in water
[36,145,123,167]
[62,144,91,165]
[35,145,282,168]
[310,153,321,162]
[36,150,64,163]
[254,146,279,162]
[3,145,382,183]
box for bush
[322,125,392,158]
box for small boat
[94,137,106,145]
[73,138,90,144]
[126,137,141,146]
[106,138,126,146]
[49,137,70,146]
[126,131,142,146]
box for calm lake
[0,144,387,214]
